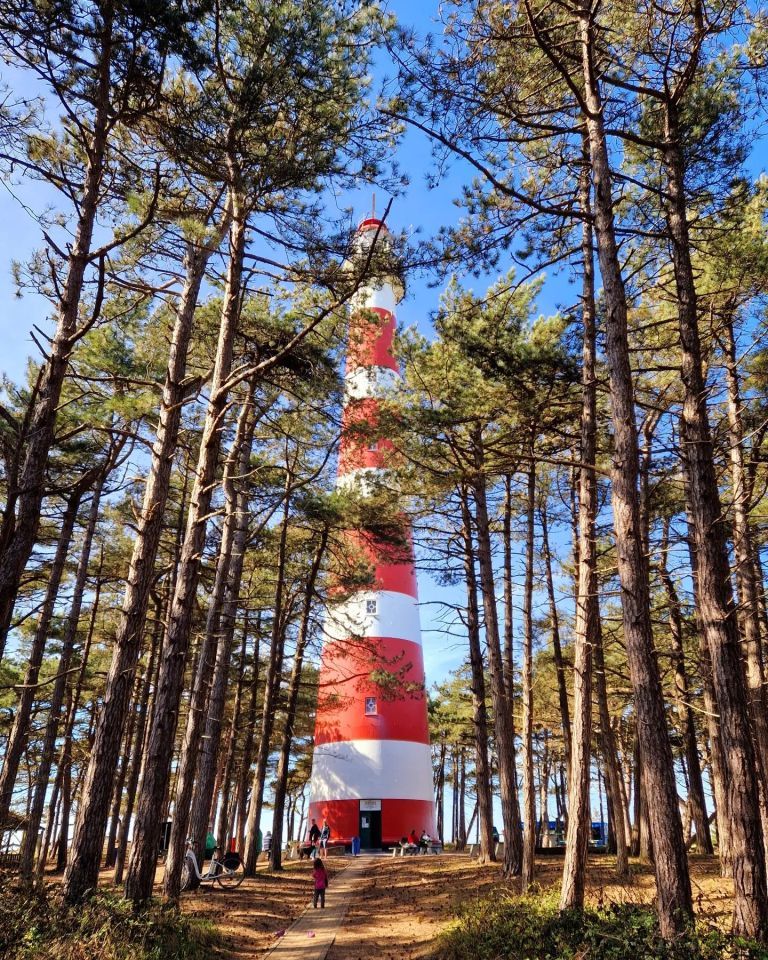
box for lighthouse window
[365,599,377,614]
[365,697,378,715]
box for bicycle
[180,838,245,891]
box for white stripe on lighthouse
[352,282,399,314]
[310,739,434,802]
[323,590,421,646]
[336,467,392,496]
[344,365,400,402]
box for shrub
[0,885,219,960]
[433,889,768,960]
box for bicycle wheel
[214,859,245,889]
[180,858,194,892]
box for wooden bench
[391,843,419,857]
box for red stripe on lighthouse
[345,309,398,372]
[307,798,437,847]
[314,635,429,745]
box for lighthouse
[307,216,436,849]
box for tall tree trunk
[235,624,261,853]
[125,201,246,905]
[578,11,693,937]
[722,313,768,853]
[216,624,248,849]
[52,561,103,872]
[593,624,629,877]
[658,519,712,854]
[521,458,536,891]
[104,671,142,869]
[0,7,114,659]
[243,487,292,876]
[681,492,732,871]
[435,741,446,844]
[114,601,161,885]
[0,489,82,827]
[575,11,693,933]
[540,503,572,773]
[270,531,328,871]
[562,152,599,907]
[663,102,767,937]
[471,444,523,876]
[458,750,467,846]
[63,225,223,904]
[456,491,500,846]
[502,474,515,710]
[19,474,105,883]
[163,383,255,899]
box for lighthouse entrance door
[359,800,382,849]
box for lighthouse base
[307,798,436,849]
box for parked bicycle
[180,837,244,891]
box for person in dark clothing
[308,818,320,853]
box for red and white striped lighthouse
[307,216,436,849]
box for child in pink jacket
[312,857,329,908]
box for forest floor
[176,852,731,959]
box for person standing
[319,819,331,859]
[308,818,320,854]
[312,857,329,908]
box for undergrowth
[0,884,219,960]
[434,889,768,960]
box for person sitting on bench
[418,829,431,853]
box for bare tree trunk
[663,104,767,936]
[435,742,446,844]
[471,446,523,876]
[114,602,161,885]
[459,496,496,865]
[521,458,536,891]
[63,227,222,903]
[125,203,246,904]
[540,503,572,773]
[52,564,103,872]
[244,488,292,875]
[458,750,467,846]
[502,474,515,711]
[0,489,82,827]
[722,314,768,857]
[593,625,629,877]
[104,672,142,868]
[235,624,260,853]
[574,10,692,933]
[270,531,328,871]
[561,153,599,907]
[216,624,248,849]
[163,384,254,898]
[659,519,712,854]
[682,502,731,871]
[20,474,105,883]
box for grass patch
[434,888,768,960]
[0,885,219,960]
